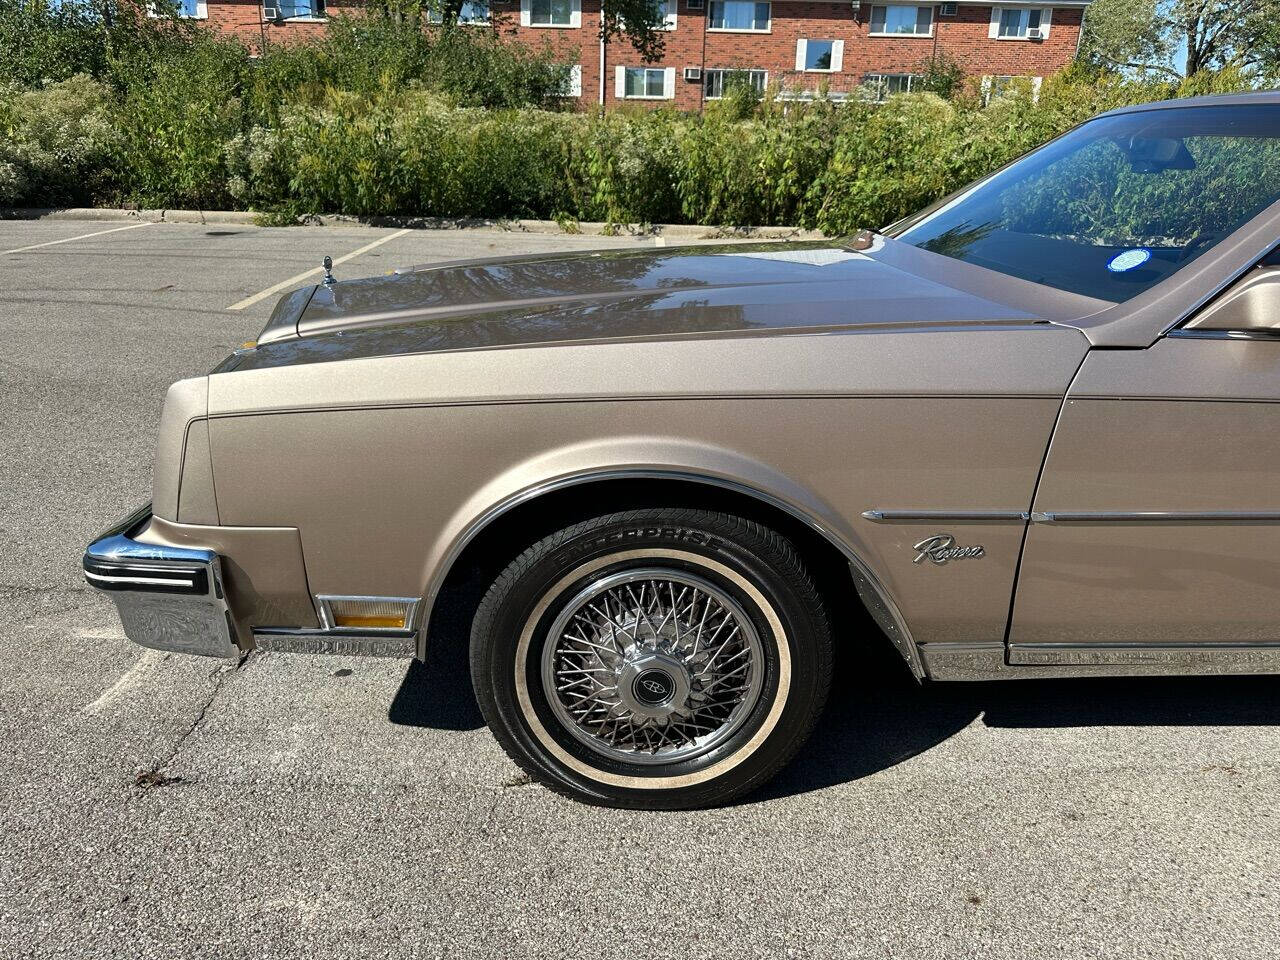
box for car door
[1009,251,1280,669]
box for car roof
[1097,89,1280,118]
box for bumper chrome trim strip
[84,571,199,588]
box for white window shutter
[615,66,627,98]
[570,0,581,27]
[795,39,807,72]
[665,0,677,30]
[569,64,583,98]
[1039,7,1052,38]
[831,40,844,72]
[663,67,676,99]
[196,0,207,17]
[520,0,531,26]
[1031,76,1043,100]
[988,7,1000,38]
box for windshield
[891,104,1280,302]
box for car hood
[236,238,1045,371]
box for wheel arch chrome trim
[419,468,926,680]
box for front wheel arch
[424,472,924,681]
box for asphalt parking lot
[1,217,1278,959]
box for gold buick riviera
[85,94,1280,808]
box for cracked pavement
[1,219,1278,958]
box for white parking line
[1,220,153,255]
[226,228,413,311]
[82,649,165,716]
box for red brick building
[167,0,1089,109]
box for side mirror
[1184,266,1280,334]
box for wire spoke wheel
[541,567,766,765]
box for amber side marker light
[318,596,419,632]
[334,613,406,629]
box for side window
[1262,247,1280,267]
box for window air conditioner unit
[263,5,279,19]
[1027,27,1044,39]
[939,2,957,15]
[687,0,704,8]
[684,66,703,81]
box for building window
[148,0,208,18]
[992,6,1050,39]
[272,0,327,18]
[427,1,491,24]
[796,39,843,72]
[624,0,677,31]
[708,0,771,32]
[704,69,768,99]
[558,64,583,98]
[778,90,850,103]
[868,5,933,36]
[982,74,1042,104]
[617,66,675,100]
[863,72,924,101]
[523,0,580,28]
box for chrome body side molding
[1010,642,1280,671]
[253,628,416,658]
[1031,511,1280,523]
[423,469,927,680]
[920,641,1280,680]
[862,510,1030,522]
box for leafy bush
[109,32,249,208]
[0,5,1262,228]
[230,91,589,220]
[242,16,571,120]
[0,74,119,206]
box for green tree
[425,0,669,61]
[1080,0,1280,80]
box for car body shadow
[388,585,485,732]
[755,644,1280,804]
[389,596,1280,796]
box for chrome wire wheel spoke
[541,567,766,765]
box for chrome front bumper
[82,504,241,659]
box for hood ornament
[321,255,336,286]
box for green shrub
[231,91,589,220]
[244,18,573,120]
[574,109,684,224]
[0,75,119,206]
[0,8,1258,229]
[109,32,249,207]
[677,100,839,226]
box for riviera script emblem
[913,535,986,565]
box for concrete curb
[0,207,824,240]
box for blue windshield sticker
[1107,248,1152,273]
